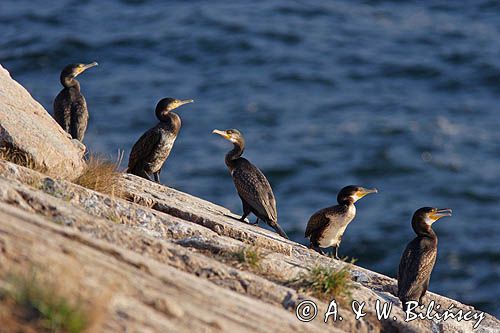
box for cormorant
[127,97,193,182]
[212,129,288,239]
[305,185,377,259]
[397,207,452,310]
[53,62,98,141]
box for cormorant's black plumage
[53,62,97,141]
[213,129,288,239]
[305,185,377,259]
[127,98,193,183]
[397,207,452,310]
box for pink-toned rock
[0,64,85,180]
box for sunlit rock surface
[0,64,85,180]
[0,76,498,332]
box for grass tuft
[73,154,124,197]
[233,246,265,270]
[25,176,43,190]
[293,264,354,302]
[2,272,88,333]
[105,211,122,224]
[0,144,45,172]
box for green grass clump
[233,246,265,270]
[296,264,353,302]
[25,176,43,190]
[105,211,122,224]
[4,272,88,333]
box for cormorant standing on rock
[53,62,98,141]
[398,207,452,310]
[305,185,377,259]
[212,129,288,239]
[127,98,193,183]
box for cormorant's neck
[157,110,171,123]
[338,198,355,206]
[413,222,437,239]
[158,112,181,131]
[61,76,80,90]
[225,140,244,168]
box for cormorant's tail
[400,297,413,312]
[401,300,408,312]
[270,222,289,239]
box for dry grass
[291,263,354,303]
[73,154,124,197]
[0,144,45,173]
[0,272,89,333]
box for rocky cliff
[0,64,86,180]
[0,65,498,332]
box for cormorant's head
[155,97,194,119]
[337,185,378,205]
[412,207,452,229]
[212,129,245,146]
[61,62,98,80]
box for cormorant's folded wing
[398,241,436,299]
[305,206,343,237]
[305,214,327,238]
[53,91,71,132]
[231,159,277,222]
[127,128,160,172]
[71,97,88,141]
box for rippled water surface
[1,0,499,315]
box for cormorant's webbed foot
[310,244,325,255]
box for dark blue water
[1,0,499,316]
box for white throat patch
[350,194,360,203]
[424,215,436,226]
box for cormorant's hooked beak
[179,99,194,106]
[356,187,378,199]
[83,61,98,70]
[171,99,194,110]
[429,208,452,221]
[75,62,98,76]
[212,129,230,140]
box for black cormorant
[305,185,377,259]
[397,207,452,310]
[127,97,193,182]
[53,62,98,141]
[212,129,288,239]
